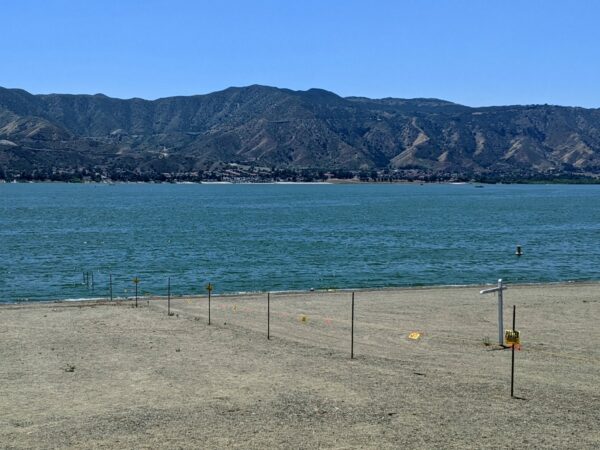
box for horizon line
[1,83,598,110]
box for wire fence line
[132,286,599,368]
[7,277,600,385]
[135,289,500,362]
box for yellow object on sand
[408,332,421,340]
[505,329,521,345]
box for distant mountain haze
[1,85,600,180]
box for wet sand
[1,283,599,448]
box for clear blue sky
[3,0,599,107]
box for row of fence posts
[83,272,148,308]
[82,271,518,397]
[200,283,517,396]
[134,275,357,358]
[195,283,355,357]
[82,273,354,355]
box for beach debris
[299,314,308,324]
[408,332,422,340]
[63,364,75,372]
[324,318,333,326]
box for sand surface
[1,284,599,449]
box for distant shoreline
[2,179,600,185]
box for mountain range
[1,85,600,181]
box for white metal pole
[480,280,508,347]
[497,278,504,346]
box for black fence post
[511,305,516,398]
[167,277,171,316]
[133,277,140,307]
[351,291,355,359]
[206,283,213,325]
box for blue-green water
[1,183,599,302]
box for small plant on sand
[63,364,76,372]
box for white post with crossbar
[480,279,507,346]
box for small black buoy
[515,245,523,256]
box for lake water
[1,183,599,302]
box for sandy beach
[1,283,599,449]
